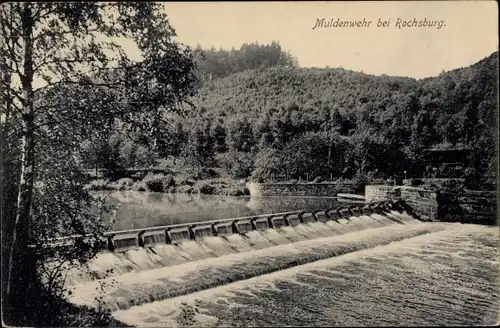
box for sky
[162,1,498,79]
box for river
[66,209,499,327]
[101,191,345,230]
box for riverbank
[83,171,374,197]
[85,174,251,196]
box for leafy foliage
[143,172,176,192]
[192,41,298,83]
[1,2,196,326]
[217,150,255,179]
[175,50,497,185]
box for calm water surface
[100,191,344,230]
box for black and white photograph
[1,1,498,327]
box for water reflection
[98,191,342,230]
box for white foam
[68,223,449,311]
[112,223,498,327]
[63,213,410,287]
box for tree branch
[33,79,125,96]
[0,13,24,82]
[33,26,101,43]
[33,56,104,72]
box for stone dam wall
[246,182,356,197]
[365,185,497,224]
[43,201,408,253]
[451,190,497,225]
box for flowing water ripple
[112,224,499,327]
[68,221,444,311]
[63,214,402,286]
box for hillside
[188,66,419,126]
[189,52,497,132]
[84,50,498,189]
[184,51,497,181]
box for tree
[212,119,227,153]
[181,117,215,173]
[227,116,255,152]
[1,2,195,324]
[218,150,255,179]
[348,122,386,177]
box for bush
[179,178,196,186]
[85,179,112,191]
[352,174,368,193]
[142,173,176,192]
[8,283,130,327]
[437,181,465,222]
[108,177,135,191]
[178,185,195,194]
[202,168,219,178]
[227,188,244,196]
[132,181,147,191]
[369,178,386,185]
[165,174,176,188]
[117,177,134,187]
[199,183,216,194]
[217,151,254,179]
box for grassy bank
[85,172,251,197]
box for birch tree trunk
[6,2,38,316]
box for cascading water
[64,211,406,286]
[63,209,498,327]
[65,212,420,307]
[111,223,498,328]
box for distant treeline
[79,44,498,190]
[192,41,299,82]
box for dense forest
[192,41,299,82]
[81,43,498,190]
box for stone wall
[365,185,400,202]
[444,190,497,225]
[365,185,497,225]
[246,182,356,197]
[400,187,438,221]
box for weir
[42,201,409,253]
[59,196,492,321]
[64,202,443,313]
[56,200,418,287]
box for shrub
[107,181,121,190]
[217,151,255,179]
[132,181,147,191]
[143,173,168,192]
[178,185,195,194]
[369,178,386,185]
[179,178,196,186]
[117,178,134,187]
[199,183,216,194]
[225,186,249,196]
[164,174,176,187]
[352,174,368,193]
[202,168,219,178]
[85,179,112,191]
